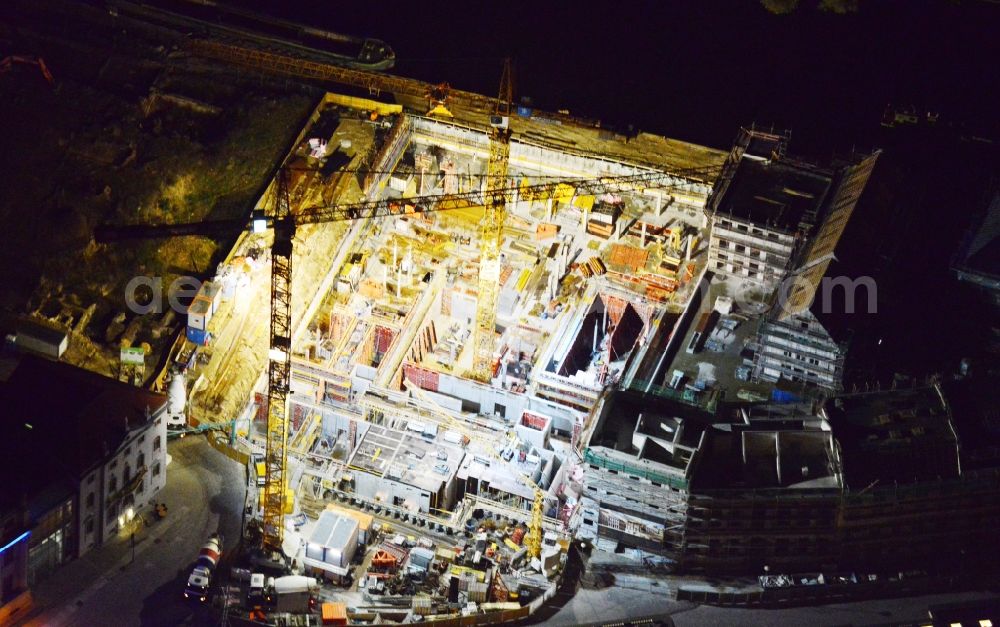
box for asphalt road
[544,554,1000,627]
[23,436,246,627]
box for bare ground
[0,0,316,376]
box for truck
[184,533,223,602]
[686,311,717,354]
[271,575,319,613]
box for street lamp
[126,507,136,563]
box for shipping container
[187,326,210,346]
[187,297,212,331]
[198,281,223,314]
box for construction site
[53,12,739,618]
[8,1,1000,626]
[137,75,726,623]
[0,1,907,625]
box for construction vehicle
[184,532,223,602]
[96,131,718,563]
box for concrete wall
[411,117,713,205]
[354,472,432,513]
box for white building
[0,356,168,586]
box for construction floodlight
[252,210,267,234]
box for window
[124,446,131,456]
[110,459,118,470]
[153,463,161,477]
[137,452,145,469]
[87,474,95,485]
[84,516,94,535]
[139,435,145,444]
[153,437,161,451]
[109,476,117,493]
[86,493,95,508]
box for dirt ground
[0,0,316,376]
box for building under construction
[148,68,730,620]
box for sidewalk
[17,509,165,626]
[15,453,194,627]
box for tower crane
[96,150,718,559]
[471,59,514,382]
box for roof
[323,502,373,531]
[588,390,717,453]
[689,427,841,491]
[16,317,68,346]
[940,374,1000,472]
[714,158,832,233]
[0,356,167,511]
[309,510,358,551]
[823,385,960,488]
[954,191,1000,284]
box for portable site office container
[15,318,69,359]
[187,326,210,346]
[197,281,223,314]
[187,297,212,331]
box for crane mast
[262,170,294,553]
[472,60,514,382]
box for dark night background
[255,0,1000,386]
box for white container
[187,297,212,331]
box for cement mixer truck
[184,533,223,602]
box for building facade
[0,356,168,591]
[752,309,847,391]
[582,382,1000,576]
[706,128,879,322]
